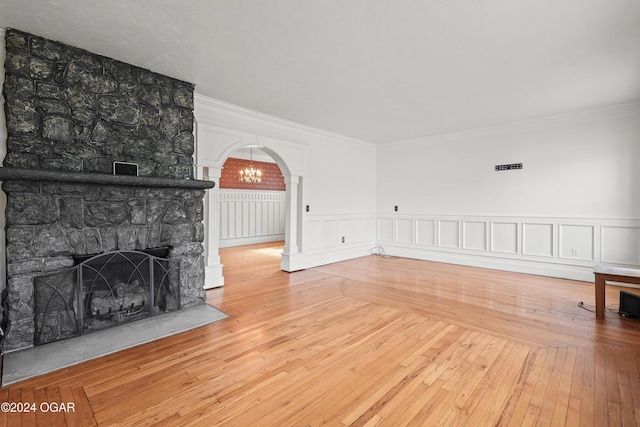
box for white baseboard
[292,243,375,271]
[204,264,224,288]
[380,245,595,282]
[219,234,285,248]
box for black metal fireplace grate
[33,249,180,346]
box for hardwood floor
[2,241,640,426]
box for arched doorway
[197,138,305,289]
[218,146,287,248]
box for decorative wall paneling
[377,215,640,281]
[303,214,376,265]
[219,190,286,247]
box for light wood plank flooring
[2,241,640,426]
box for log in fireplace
[34,247,177,345]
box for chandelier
[239,148,262,183]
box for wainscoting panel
[438,220,460,249]
[303,214,376,257]
[378,218,394,243]
[305,219,324,250]
[219,190,286,247]
[490,222,518,254]
[416,219,436,247]
[559,224,594,261]
[522,223,554,258]
[376,215,640,281]
[353,216,372,244]
[463,221,488,252]
[324,220,338,248]
[601,226,640,265]
[396,219,414,245]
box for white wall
[376,103,640,280]
[303,137,376,216]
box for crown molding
[380,100,640,151]
[194,93,376,151]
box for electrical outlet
[341,236,345,243]
[306,205,309,212]
[394,206,398,212]
[572,248,578,256]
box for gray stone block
[6,193,58,225]
[6,99,39,134]
[6,52,54,80]
[130,204,147,225]
[7,276,35,316]
[42,157,83,172]
[7,227,35,244]
[133,85,162,108]
[98,96,140,125]
[42,116,72,142]
[4,317,35,352]
[65,229,86,254]
[159,106,181,137]
[42,257,75,271]
[65,61,118,94]
[172,86,194,109]
[60,197,84,228]
[4,75,34,99]
[10,135,54,157]
[31,36,64,61]
[84,201,128,227]
[36,82,64,99]
[5,30,28,52]
[136,226,150,249]
[170,243,204,257]
[122,138,154,159]
[63,86,97,110]
[3,152,40,169]
[36,99,70,115]
[149,223,162,248]
[116,225,137,250]
[147,199,167,223]
[161,201,186,224]
[2,180,41,194]
[100,228,118,252]
[72,108,97,124]
[185,198,203,221]
[193,222,205,242]
[8,259,43,276]
[173,132,194,155]
[33,224,72,257]
[5,244,33,262]
[84,228,102,254]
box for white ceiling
[1,0,639,144]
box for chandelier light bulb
[239,148,263,184]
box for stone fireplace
[1,29,214,352]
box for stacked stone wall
[3,29,195,179]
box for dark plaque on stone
[113,162,139,176]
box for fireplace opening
[33,248,180,346]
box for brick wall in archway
[220,157,286,190]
